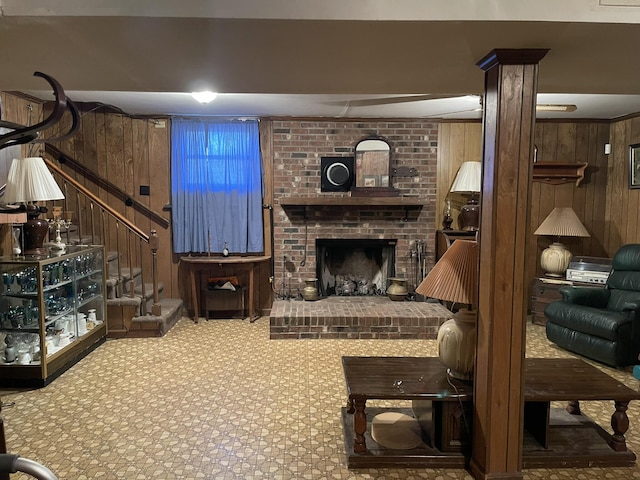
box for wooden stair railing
[42,154,164,316]
[45,144,170,229]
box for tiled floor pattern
[1,317,640,479]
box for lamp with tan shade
[533,207,590,277]
[416,239,478,381]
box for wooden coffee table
[342,356,640,469]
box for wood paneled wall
[1,93,178,299]
[437,120,611,290]
[52,108,178,299]
[436,122,483,230]
[528,121,610,280]
[605,115,640,252]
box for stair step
[105,277,119,299]
[127,298,185,338]
[106,296,143,339]
[114,267,142,282]
[135,282,164,301]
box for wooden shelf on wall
[278,195,423,221]
[533,162,588,186]
[279,196,423,207]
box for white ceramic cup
[57,333,72,348]
[17,348,32,365]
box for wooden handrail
[43,156,150,243]
[44,143,170,229]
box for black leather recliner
[544,244,640,367]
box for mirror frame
[352,135,399,197]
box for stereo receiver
[565,256,612,285]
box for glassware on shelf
[0,246,106,384]
[2,272,15,293]
[16,271,29,293]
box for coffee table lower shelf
[341,407,467,469]
[342,406,638,469]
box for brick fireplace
[316,238,396,296]
[269,119,445,339]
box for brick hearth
[269,297,451,340]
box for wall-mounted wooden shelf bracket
[532,162,588,186]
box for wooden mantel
[278,196,423,221]
[278,196,423,207]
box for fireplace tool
[411,240,425,292]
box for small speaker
[321,157,354,192]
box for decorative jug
[386,277,408,301]
[301,278,319,301]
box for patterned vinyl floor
[1,317,640,479]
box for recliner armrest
[622,301,640,314]
[559,286,610,307]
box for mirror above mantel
[352,135,400,197]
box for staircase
[43,146,184,338]
[104,246,183,338]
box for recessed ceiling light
[191,91,218,104]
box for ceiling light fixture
[191,91,218,104]
[536,104,577,112]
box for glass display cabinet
[0,245,107,387]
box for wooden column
[470,49,548,480]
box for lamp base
[437,309,477,382]
[23,217,50,255]
[540,242,572,277]
[459,199,479,231]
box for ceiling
[3,1,640,120]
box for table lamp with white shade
[416,239,478,381]
[4,157,65,255]
[450,161,482,231]
[533,207,590,277]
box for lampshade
[450,161,481,194]
[416,239,479,382]
[533,207,590,238]
[4,157,64,255]
[534,207,590,277]
[416,239,478,306]
[4,157,64,203]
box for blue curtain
[171,118,264,254]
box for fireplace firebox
[316,239,396,297]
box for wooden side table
[530,277,601,325]
[181,255,270,323]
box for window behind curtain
[171,118,264,254]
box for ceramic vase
[539,242,572,277]
[437,309,477,381]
